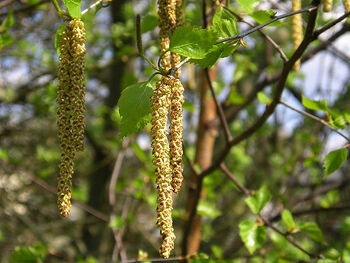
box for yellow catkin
[323,0,333,12]
[292,0,303,71]
[170,0,183,78]
[343,0,350,22]
[151,77,175,258]
[56,19,86,217]
[158,0,176,71]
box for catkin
[151,77,175,258]
[343,0,350,22]
[158,0,176,71]
[167,77,184,194]
[323,0,332,12]
[291,0,303,71]
[170,0,183,78]
[56,19,86,217]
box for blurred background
[1,0,350,262]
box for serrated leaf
[197,200,222,219]
[212,7,238,38]
[237,0,260,13]
[169,25,218,59]
[239,220,266,254]
[299,221,324,243]
[190,45,222,68]
[323,148,347,177]
[245,185,271,214]
[54,23,66,55]
[281,209,297,229]
[62,0,81,18]
[141,15,158,33]
[302,96,328,112]
[257,92,272,104]
[118,82,153,139]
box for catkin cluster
[57,19,86,217]
[323,0,333,12]
[291,0,303,71]
[151,75,184,258]
[153,0,184,259]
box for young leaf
[0,9,14,33]
[237,0,260,13]
[141,15,158,33]
[281,209,297,229]
[197,200,222,219]
[10,243,47,263]
[62,0,82,18]
[0,33,13,49]
[245,185,271,214]
[302,96,328,112]
[323,148,348,177]
[250,10,283,26]
[190,45,222,68]
[118,82,153,139]
[239,220,266,254]
[169,25,218,59]
[212,7,238,38]
[299,221,324,243]
[257,92,272,104]
[54,23,66,55]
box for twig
[220,163,250,196]
[0,0,48,17]
[204,68,232,142]
[0,0,16,9]
[279,99,350,142]
[122,256,186,263]
[313,11,350,39]
[28,173,109,222]
[260,216,322,259]
[223,7,288,62]
[81,0,104,15]
[216,5,318,44]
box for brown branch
[220,163,250,196]
[0,0,16,9]
[122,256,186,263]
[205,68,232,142]
[0,0,49,16]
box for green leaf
[118,82,154,138]
[250,10,283,26]
[239,220,266,254]
[169,25,218,59]
[0,9,14,33]
[0,32,13,49]
[257,92,272,104]
[141,15,158,33]
[323,148,348,177]
[10,243,47,263]
[302,96,328,112]
[62,0,82,18]
[54,23,66,55]
[281,209,297,229]
[190,45,222,68]
[320,189,339,208]
[212,7,238,38]
[245,185,271,214]
[237,0,260,13]
[109,216,124,230]
[299,221,324,243]
[197,200,222,219]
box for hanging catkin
[323,0,333,12]
[291,0,303,71]
[57,19,86,217]
[343,0,350,22]
[151,77,175,258]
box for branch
[0,0,16,9]
[122,256,186,263]
[220,163,250,195]
[279,99,350,142]
[205,68,232,142]
[81,0,104,15]
[216,4,318,44]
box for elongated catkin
[57,19,86,217]
[292,0,303,71]
[323,0,333,12]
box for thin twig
[220,163,250,196]
[122,256,186,263]
[28,173,109,222]
[279,99,350,142]
[216,5,318,44]
[223,7,288,62]
[313,11,350,39]
[204,68,232,142]
[81,0,104,15]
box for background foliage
[0,0,350,262]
